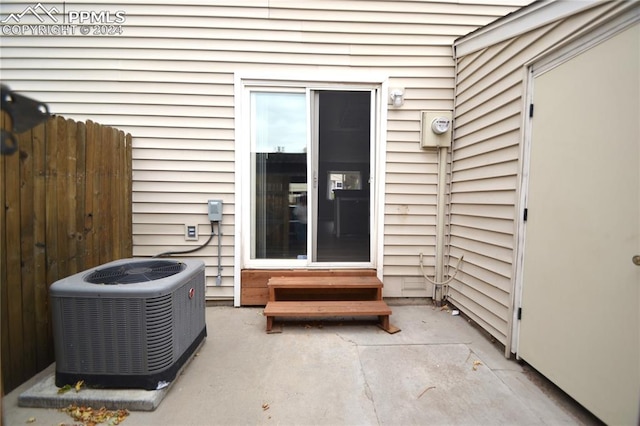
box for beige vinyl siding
[449,1,635,347]
[1,0,529,300]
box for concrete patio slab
[3,304,601,426]
[360,343,555,425]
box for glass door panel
[248,89,373,265]
[250,92,308,260]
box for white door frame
[233,72,389,306]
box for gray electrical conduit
[215,221,222,286]
[419,253,464,295]
[154,221,224,286]
[153,221,217,258]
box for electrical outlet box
[208,199,223,222]
[421,111,452,149]
[185,225,198,241]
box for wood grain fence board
[123,132,132,256]
[94,123,103,264]
[4,128,23,389]
[18,128,37,380]
[56,117,71,276]
[75,121,87,270]
[1,111,13,390]
[97,124,107,264]
[111,128,120,259]
[45,118,59,286]
[113,129,123,255]
[125,133,133,256]
[84,120,97,268]
[104,126,115,261]
[32,122,49,370]
[0,110,10,396]
[65,118,79,274]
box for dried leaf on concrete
[57,380,84,395]
[57,384,72,394]
[60,404,130,425]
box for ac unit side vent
[145,293,174,372]
[57,297,145,374]
[174,273,206,353]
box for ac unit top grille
[85,260,186,284]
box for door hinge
[517,307,522,320]
[523,208,528,222]
[529,104,534,118]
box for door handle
[633,255,640,266]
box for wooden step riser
[272,290,380,301]
[268,276,384,302]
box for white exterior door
[517,25,639,425]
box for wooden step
[264,300,400,334]
[264,300,391,316]
[268,276,383,301]
[268,275,382,289]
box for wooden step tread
[268,276,382,289]
[264,300,391,317]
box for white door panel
[519,25,639,425]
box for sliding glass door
[249,88,374,266]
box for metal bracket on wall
[1,84,51,155]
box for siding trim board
[527,6,640,75]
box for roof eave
[454,0,602,58]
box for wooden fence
[1,114,132,394]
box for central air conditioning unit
[50,258,207,390]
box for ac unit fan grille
[85,260,186,284]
